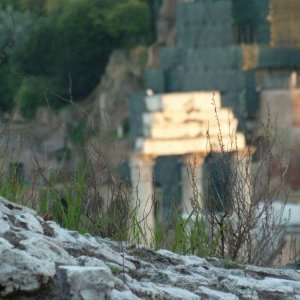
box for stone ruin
[130,91,248,241]
[128,0,300,257]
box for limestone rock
[0,196,300,299]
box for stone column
[130,155,155,245]
[181,153,206,215]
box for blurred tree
[0,0,153,116]
[16,76,64,118]
[0,0,46,15]
[90,0,152,47]
[0,5,36,112]
[53,0,113,99]
[20,19,57,76]
[43,0,64,16]
[0,63,20,112]
[15,77,44,118]
[0,5,36,57]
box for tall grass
[0,101,290,266]
[0,131,220,257]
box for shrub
[186,100,289,266]
[0,5,36,112]
[0,64,20,112]
[16,76,65,118]
[19,0,152,104]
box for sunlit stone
[131,91,248,243]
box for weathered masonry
[128,0,300,241]
[139,0,300,123]
[130,92,248,241]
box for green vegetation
[0,108,289,266]
[153,209,220,256]
[110,266,121,275]
[0,64,21,111]
[0,162,221,257]
[0,1,290,265]
[69,122,88,144]
[221,259,242,269]
[0,0,153,117]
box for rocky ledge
[0,197,300,300]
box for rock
[0,196,300,299]
[60,265,122,300]
[0,248,56,297]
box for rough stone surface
[1,196,300,299]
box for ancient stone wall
[130,0,300,218]
[176,0,233,48]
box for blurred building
[130,0,300,194]
[128,0,300,255]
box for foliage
[186,99,289,266]
[43,0,64,16]
[0,170,25,204]
[16,76,64,118]
[0,5,37,58]
[53,1,113,100]
[0,63,20,111]
[19,19,56,77]
[0,101,291,266]
[15,78,44,118]
[0,0,50,16]
[0,5,37,113]
[89,0,152,47]
[153,209,220,256]
[0,0,153,117]
[19,11,108,101]
[69,122,87,145]
[52,165,87,231]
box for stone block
[145,119,238,139]
[135,133,246,156]
[143,109,235,127]
[181,71,244,93]
[145,92,221,113]
[163,92,221,112]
